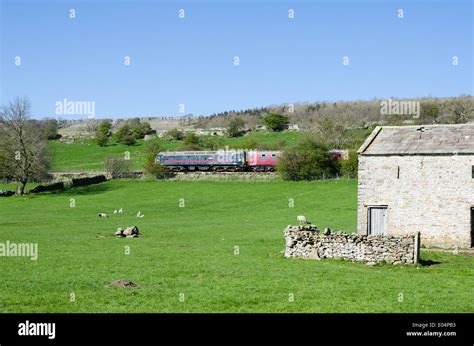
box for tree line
[194,96,474,131]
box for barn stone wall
[358,155,474,248]
[284,226,419,265]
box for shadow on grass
[42,182,116,196]
[418,259,442,267]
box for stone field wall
[284,225,420,265]
[72,175,107,187]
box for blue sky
[0,0,472,118]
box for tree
[105,156,131,178]
[40,119,61,140]
[340,150,358,178]
[277,137,339,181]
[167,128,184,141]
[140,121,153,135]
[143,142,173,178]
[95,120,112,147]
[420,104,439,124]
[262,113,289,132]
[95,132,108,147]
[85,119,99,134]
[183,133,200,145]
[0,97,51,194]
[448,96,473,124]
[315,116,348,149]
[114,125,136,146]
[128,117,141,127]
[227,117,245,137]
[130,120,153,140]
[144,142,160,174]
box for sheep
[98,213,108,218]
[297,215,309,225]
[118,208,123,214]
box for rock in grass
[106,279,138,288]
[123,226,139,236]
[115,226,140,237]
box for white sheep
[98,213,108,218]
[297,215,308,225]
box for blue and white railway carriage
[156,151,246,171]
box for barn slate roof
[358,124,474,155]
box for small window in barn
[397,166,400,179]
[472,166,474,179]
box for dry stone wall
[0,189,15,197]
[284,225,419,265]
[72,175,107,187]
[29,182,65,193]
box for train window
[261,154,267,160]
[271,154,277,160]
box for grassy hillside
[0,179,472,313]
[48,139,148,172]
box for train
[156,149,349,173]
[156,150,282,172]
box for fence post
[414,231,420,263]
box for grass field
[0,179,473,313]
[49,131,304,172]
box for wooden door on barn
[368,206,387,235]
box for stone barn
[357,124,474,248]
